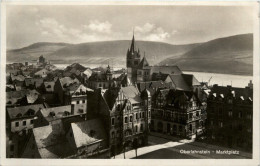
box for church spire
[130,28,135,52]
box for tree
[133,139,139,158]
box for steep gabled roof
[7,104,45,120]
[121,86,142,104]
[150,66,183,75]
[138,56,150,69]
[182,74,200,86]
[70,119,107,148]
[137,81,173,96]
[103,88,120,110]
[168,74,191,91]
[33,123,73,158]
[39,105,72,122]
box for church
[126,34,183,84]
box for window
[71,104,75,112]
[15,122,19,127]
[135,125,138,132]
[77,101,80,104]
[124,117,128,123]
[219,122,223,128]
[142,112,144,118]
[130,116,133,122]
[139,112,142,119]
[30,120,33,124]
[196,111,199,117]
[238,112,242,118]
[189,113,193,119]
[228,110,233,117]
[111,118,115,126]
[10,145,14,151]
[78,109,84,113]
[228,99,232,104]
[23,121,26,126]
[82,100,85,103]
[140,124,144,132]
[179,126,183,132]
[136,113,138,119]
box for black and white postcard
[0,1,259,166]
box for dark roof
[42,93,60,106]
[33,123,74,158]
[137,81,173,96]
[6,89,40,105]
[210,85,253,101]
[39,105,72,122]
[150,66,182,75]
[166,89,200,108]
[168,74,191,91]
[65,63,86,73]
[7,104,45,120]
[103,88,120,110]
[70,119,107,148]
[151,72,169,81]
[182,74,200,86]
[138,56,150,69]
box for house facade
[90,85,151,156]
[151,89,205,139]
[206,83,253,152]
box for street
[113,133,252,159]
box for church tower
[126,34,141,84]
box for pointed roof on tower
[130,34,135,53]
[138,56,150,69]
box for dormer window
[49,112,55,117]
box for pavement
[112,132,252,159]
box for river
[55,64,252,88]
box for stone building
[206,83,253,152]
[151,89,205,139]
[88,85,151,156]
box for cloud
[35,18,117,43]
[133,23,170,41]
[84,20,112,33]
[135,23,155,33]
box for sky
[6,5,254,49]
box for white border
[0,1,259,166]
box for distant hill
[7,34,253,75]
[159,34,253,75]
[7,42,73,62]
[7,40,199,66]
